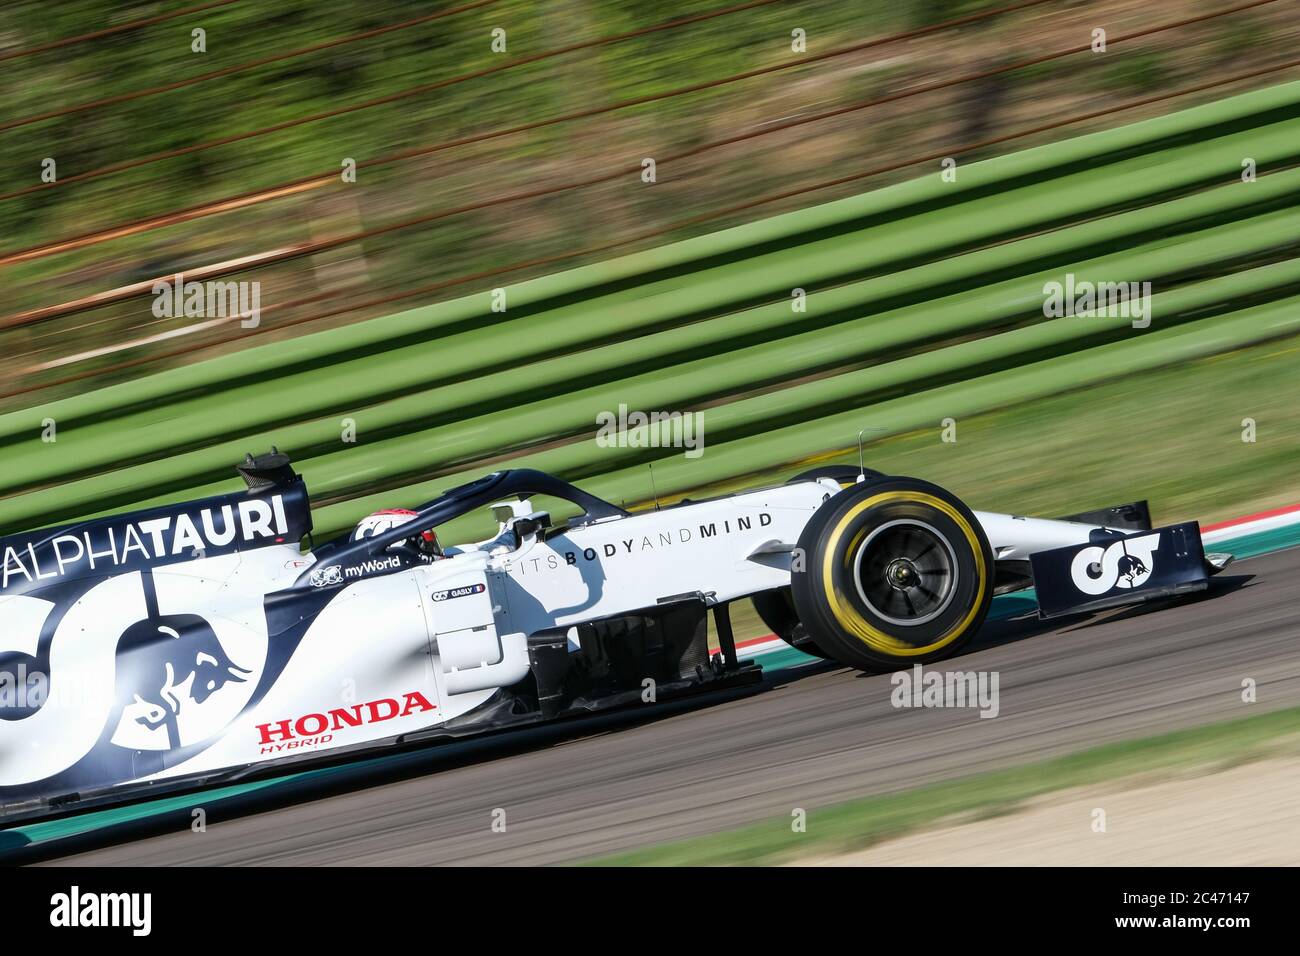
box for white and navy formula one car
[0,452,1231,820]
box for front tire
[764,465,882,659]
[791,476,993,671]
[765,465,886,659]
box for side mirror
[511,511,552,542]
[491,498,534,530]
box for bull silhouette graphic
[113,572,252,750]
[1117,553,1149,587]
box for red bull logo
[114,612,252,750]
[1069,532,1160,595]
[107,568,263,752]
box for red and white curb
[1201,502,1300,543]
[735,502,1300,661]
[734,634,788,658]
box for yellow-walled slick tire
[790,476,993,671]
[760,465,885,660]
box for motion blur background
[0,0,1298,537]
[0,1,1294,391]
[4,0,1300,869]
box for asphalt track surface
[39,546,1300,866]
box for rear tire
[791,476,993,671]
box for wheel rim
[852,519,958,627]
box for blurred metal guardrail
[2,78,1299,543]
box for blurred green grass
[2,0,1292,401]
[674,330,1300,535]
[691,330,1300,646]
[408,328,1300,585]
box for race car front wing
[1028,521,1231,618]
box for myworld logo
[343,555,403,579]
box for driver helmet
[351,509,442,557]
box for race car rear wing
[0,452,312,598]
